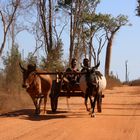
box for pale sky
[96,0,140,81]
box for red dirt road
[0,86,140,140]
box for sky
[0,0,140,82]
[96,0,140,81]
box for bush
[106,75,122,89]
[127,79,140,86]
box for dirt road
[0,86,140,140]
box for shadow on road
[0,109,69,121]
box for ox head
[89,62,103,83]
[19,63,36,88]
[19,63,28,88]
[85,61,102,86]
[90,62,103,79]
[90,61,100,73]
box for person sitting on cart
[65,58,80,86]
[81,58,102,77]
[81,58,90,72]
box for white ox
[79,62,107,117]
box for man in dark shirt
[81,58,90,72]
[65,58,80,86]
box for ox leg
[89,96,92,110]
[97,93,102,113]
[37,96,44,114]
[85,86,93,113]
[33,97,42,115]
[85,94,90,112]
[43,96,47,114]
[85,86,92,112]
[85,95,93,112]
[34,94,44,115]
[91,94,98,117]
[31,97,39,115]
[34,98,40,115]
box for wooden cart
[37,71,104,112]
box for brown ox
[19,63,52,115]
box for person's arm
[65,68,72,81]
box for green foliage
[2,45,22,93]
[25,53,38,66]
[127,78,140,86]
[40,39,65,72]
[102,14,129,32]
[58,0,72,6]
[63,0,72,5]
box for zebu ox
[19,63,52,115]
[79,62,106,117]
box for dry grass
[106,76,122,89]
[127,79,140,86]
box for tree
[58,0,100,65]
[104,15,129,77]
[0,0,20,57]
[136,0,140,16]
[40,39,64,71]
[2,44,22,93]
[81,13,107,65]
[31,0,65,67]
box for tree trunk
[89,37,93,66]
[69,10,73,65]
[69,1,79,65]
[49,0,52,51]
[0,2,18,57]
[105,34,114,76]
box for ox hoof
[88,109,93,115]
[102,94,105,98]
[35,109,40,115]
[97,109,102,113]
[91,113,96,117]
[86,108,90,112]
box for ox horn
[19,62,26,71]
[93,61,100,69]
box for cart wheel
[50,80,59,112]
[97,93,102,113]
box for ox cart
[38,71,104,113]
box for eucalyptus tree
[57,0,100,65]
[36,0,65,70]
[81,13,108,65]
[12,0,65,70]
[58,0,84,64]
[75,0,103,65]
